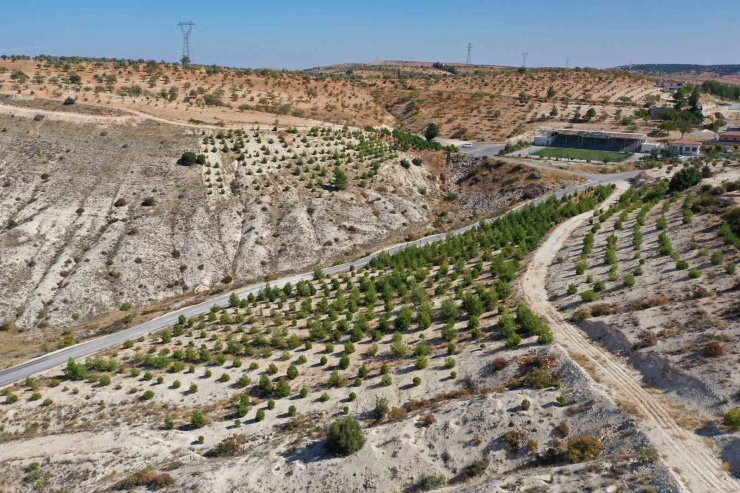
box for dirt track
[519,181,740,493]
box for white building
[640,142,662,153]
[669,140,701,156]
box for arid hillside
[0,106,580,365]
[0,58,666,143]
[0,58,393,128]
[0,185,678,493]
[317,62,665,142]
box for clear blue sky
[1,0,737,69]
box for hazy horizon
[1,0,738,70]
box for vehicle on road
[461,142,473,148]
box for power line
[466,42,472,65]
[177,21,195,64]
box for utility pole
[566,57,571,69]
[177,21,195,65]
[522,52,529,68]
[466,42,472,65]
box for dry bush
[633,331,657,350]
[702,341,723,358]
[648,296,669,307]
[504,430,527,452]
[691,286,714,299]
[423,414,437,427]
[491,357,508,371]
[590,304,614,317]
[114,467,174,490]
[571,309,591,322]
[403,388,473,413]
[208,434,247,457]
[566,436,604,463]
[554,420,570,437]
[387,407,408,422]
[461,458,488,480]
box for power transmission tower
[177,21,195,65]
[522,52,529,68]
[566,57,571,69]
[466,42,472,65]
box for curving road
[0,156,637,388]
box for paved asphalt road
[0,156,638,388]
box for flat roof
[539,128,647,140]
[671,140,702,145]
[720,131,740,138]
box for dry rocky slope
[0,186,677,492]
[0,108,577,363]
[1,58,666,144]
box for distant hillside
[616,64,740,77]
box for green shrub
[723,409,740,431]
[581,290,597,302]
[326,416,365,456]
[373,396,389,419]
[413,376,421,386]
[676,259,688,270]
[191,411,205,429]
[416,474,447,491]
[256,409,266,421]
[689,268,702,278]
[711,251,724,265]
[727,263,736,275]
[181,152,197,166]
[521,399,530,411]
[623,274,635,288]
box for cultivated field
[0,109,581,367]
[0,186,678,492]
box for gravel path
[519,181,740,493]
